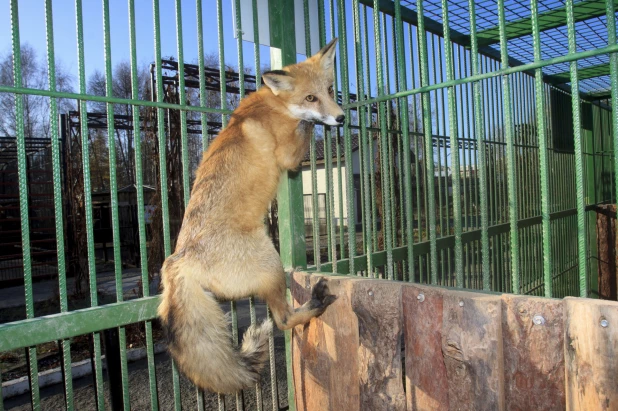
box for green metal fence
[0,0,616,410]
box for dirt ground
[3,332,289,411]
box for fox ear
[316,38,338,71]
[262,70,294,95]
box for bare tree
[0,43,74,138]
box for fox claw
[309,278,337,313]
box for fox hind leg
[260,274,336,330]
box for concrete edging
[2,343,167,400]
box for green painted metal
[531,0,554,298]
[373,0,394,279]
[342,42,618,110]
[1,2,617,410]
[440,0,464,287]
[552,63,611,84]
[468,0,491,291]
[0,297,159,353]
[43,0,74,408]
[416,0,438,284]
[337,0,357,276]
[74,0,106,407]
[608,4,618,303]
[566,0,588,298]
[497,0,521,294]
[475,0,618,46]
[9,1,40,408]
[128,1,160,409]
[102,0,130,408]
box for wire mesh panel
[0,0,290,410]
[299,0,616,303]
[0,0,617,410]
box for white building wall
[301,161,349,225]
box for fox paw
[309,277,337,314]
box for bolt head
[417,293,425,302]
[601,318,609,328]
[459,301,464,307]
[368,290,374,296]
[533,315,546,326]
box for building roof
[302,133,360,163]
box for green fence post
[269,2,302,410]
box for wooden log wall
[290,272,618,411]
[597,204,618,301]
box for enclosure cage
[0,0,616,409]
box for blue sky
[0,0,526,164]
[0,0,269,82]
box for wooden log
[501,294,565,410]
[290,274,405,411]
[564,297,618,410]
[596,205,618,300]
[351,279,405,411]
[290,273,360,411]
[403,284,449,411]
[441,291,505,411]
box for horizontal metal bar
[343,42,618,109]
[0,85,232,115]
[359,0,570,89]
[0,297,159,352]
[475,0,617,46]
[552,62,610,83]
[309,205,598,274]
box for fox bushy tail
[159,277,271,394]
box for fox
[157,38,343,394]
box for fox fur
[158,38,343,394]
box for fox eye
[328,85,334,96]
[306,95,317,102]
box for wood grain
[564,297,618,410]
[502,294,565,410]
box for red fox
[157,38,342,394]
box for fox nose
[335,114,345,124]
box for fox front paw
[309,277,337,314]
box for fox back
[157,38,341,394]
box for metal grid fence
[0,0,616,410]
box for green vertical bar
[336,0,356,276]
[175,0,190,207]
[195,4,207,407]
[530,0,553,297]
[102,1,130,408]
[151,4,167,410]
[250,1,265,407]
[353,0,374,276]
[272,0,306,272]
[372,0,394,279]
[269,3,300,411]
[74,0,105,408]
[566,0,588,298]
[153,0,171,264]
[606,0,618,295]
[497,0,520,294]
[233,2,245,409]
[197,0,208,150]
[416,0,437,284]
[128,2,159,410]
[305,0,321,270]
[468,0,490,291]
[217,0,229,127]
[9,1,40,408]
[440,0,463,287]
[365,6,378,256]
[43,1,74,408]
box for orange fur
[157,38,341,394]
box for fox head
[262,38,345,126]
